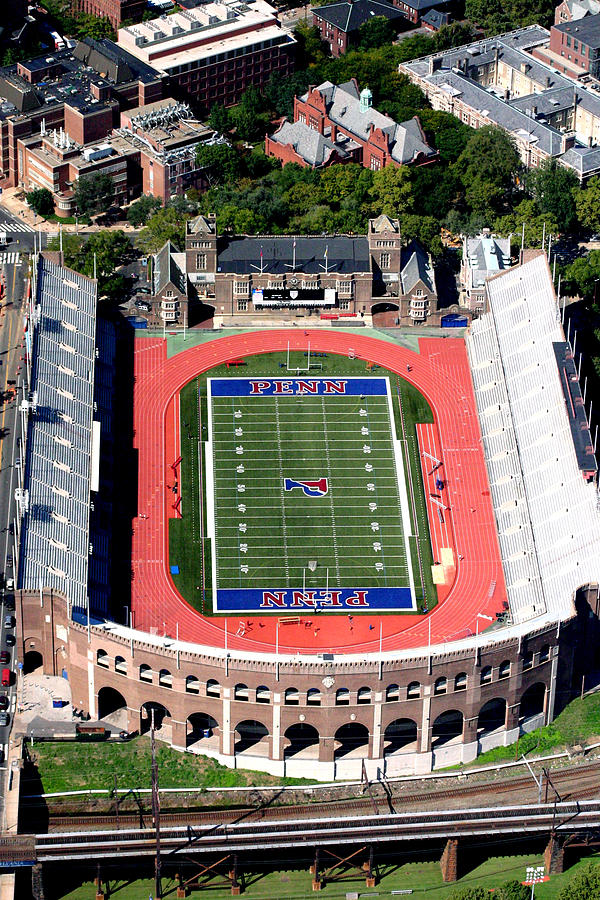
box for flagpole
[307,341,310,371]
[287,341,290,371]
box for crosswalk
[0,220,34,233]
[0,253,21,266]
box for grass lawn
[454,690,600,769]
[23,736,308,795]
[169,351,435,615]
[50,851,600,899]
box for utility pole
[151,709,162,899]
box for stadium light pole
[526,865,544,900]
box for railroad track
[39,760,600,832]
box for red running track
[131,330,507,656]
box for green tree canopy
[229,85,270,142]
[454,125,521,215]
[369,164,414,217]
[208,104,231,136]
[73,173,114,217]
[137,207,186,253]
[495,880,530,900]
[127,195,162,228]
[357,16,397,50]
[26,187,55,218]
[527,158,578,233]
[558,861,600,900]
[46,230,131,299]
[196,144,244,186]
[449,886,490,900]
[564,250,600,302]
[494,199,559,249]
[575,175,600,234]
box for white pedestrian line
[0,220,34,233]
[0,253,21,266]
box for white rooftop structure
[18,255,98,614]
[467,253,600,625]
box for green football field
[207,379,415,609]
[168,351,436,615]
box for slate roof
[312,0,405,32]
[400,241,435,293]
[421,9,449,28]
[217,236,371,275]
[269,119,350,166]
[555,12,600,46]
[297,81,436,164]
[154,241,187,293]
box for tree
[494,199,559,249]
[46,233,84,270]
[575,175,600,234]
[46,230,130,298]
[495,880,530,900]
[558,861,600,900]
[357,17,396,51]
[137,207,186,253]
[449,887,489,900]
[454,125,520,215]
[74,14,115,40]
[26,188,55,218]
[196,144,243,186]
[127,195,162,228]
[73,173,114,217]
[564,250,600,302]
[400,214,443,257]
[527,158,578,233]
[369,164,414,217]
[208,104,231,136]
[229,86,270,143]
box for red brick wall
[64,104,115,145]
[72,0,145,29]
[549,25,591,72]
[312,14,348,57]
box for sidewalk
[0,187,137,235]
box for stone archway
[23,650,43,675]
[383,718,418,756]
[283,723,319,759]
[520,683,547,724]
[186,713,219,751]
[432,709,463,749]
[234,720,269,756]
[477,698,507,738]
[334,722,369,760]
[98,686,128,730]
[140,702,172,739]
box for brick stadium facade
[17,586,594,779]
[72,0,146,30]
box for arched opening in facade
[520,682,546,724]
[283,723,320,760]
[431,709,464,749]
[23,650,43,675]
[477,698,507,737]
[186,713,219,750]
[334,723,369,760]
[140,702,172,737]
[234,719,269,756]
[186,675,200,694]
[97,686,127,730]
[383,718,418,756]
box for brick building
[71,0,146,30]
[0,39,164,192]
[312,0,406,57]
[549,14,600,77]
[266,80,437,171]
[555,0,600,24]
[117,0,296,114]
[145,213,468,328]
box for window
[186,675,200,694]
[338,281,352,294]
[159,668,172,688]
[165,290,174,298]
[454,672,467,692]
[139,664,152,682]
[234,683,249,700]
[380,252,390,270]
[285,687,299,705]
[115,655,127,675]
[97,649,109,668]
[498,660,511,680]
[434,677,447,695]
[539,644,550,663]
[196,253,207,270]
[386,683,399,702]
[256,685,270,703]
[206,678,220,697]
[415,288,424,296]
[335,687,350,705]
[370,156,382,171]
[523,652,533,670]
[234,281,248,294]
[237,299,248,312]
[339,300,350,311]
[407,681,420,699]
[357,687,372,704]
[480,666,492,684]
[307,688,321,706]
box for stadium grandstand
[14,248,600,779]
[17,254,106,618]
[467,253,600,626]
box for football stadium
[16,249,600,779]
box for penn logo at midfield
[284,478,329,497]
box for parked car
[136,287,152,295]
[135,299,151,311]
[0,712,11,727]
[0,652,10,665]
[3,597,14,611]
[5,635,15,647]
[0,695,9,710]
[4,616,14,629]
[6,556,12,569]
